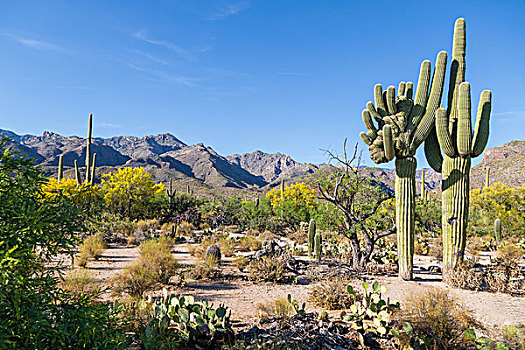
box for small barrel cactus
[494,219,501,242]
[205,244,222,264]
[314,232,322,261]
[308,219,316,258]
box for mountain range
[1,129,523,194]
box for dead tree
[318,140,396,270]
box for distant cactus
[167,179,176,205]
[314,232,322,261]
[494,218,501,242]
[85,113,93,184]
[57,154,64,183]
[308,219,316,257]
[74,160,81,185]
[485,167,490,189]
[361,49,447,280]
[421,169,428,204]
[280,179,285,200]
[205,244,222,264]
[90,153,96,185]
[423,18,492,277]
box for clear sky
[0,0,523,167]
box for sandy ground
[79,243,525,328]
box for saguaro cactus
[485,167,490,189]
[74,160,81,185]
[424,18,492,278]
[90,153,97,185]
[314,232,322,261]
[421,169,428,204]
[308,219,316,258]
[494,218,502,242]
[85,113,93,184]
[57,154,64,183]
[361,51,447,280]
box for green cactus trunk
[314,232,322,261]
[308,219,316,258]
[484,167,490,190]
[494,218,501,242]
[85,113,92,184]
[395,157,416,281]
[441,155,470,276]
[57,154,64,183]
[90,153,96,185]
[74,160,81,185]
[421,168,427,204]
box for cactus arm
[398,82,406,97]
[405,82,414,100]
[362,109,378,138]
[386,86,397,115]
[410,51,448,152]
[436,108,456,157]
[383,125,395,161]
[407,60,431,130]
[360,132,372,145]
[471,90,492,157]
[424,127,443,172]
[90,153,97,185]
[366,101,383,125]
[374,84,388,117]
[457,82,473,156]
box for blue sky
[0,0,523,167]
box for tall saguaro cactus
[308,219,316,258]
[361,51,447,280]
[85,113,93,184]
[424,18,492,278]
[57,154,64,183]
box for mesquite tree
[317,141,395,270]
[360,52,447,280]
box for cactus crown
[361,51,447,164]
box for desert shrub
[502,325,525,350]
[111,237,179,296]
[176,221,195,237]
[137,218,159,234]
[448,261,523,294]
[232,255,250,272]
[394,288,479,350]
[189,256,222,280]
[77,232,107,267]
[496,244,525,266]
[447,263,485,291]
[258,230,278,241]
[237,236,262,252]
[246,256,288,282]
[370,238,398,265]
[0,140,127,348]
[428,236,443,261]
[366,262,398,276]
[160,222,177,236]
[199,222,211,231]
[257,297,294,323]
[60,268,102,298]
[308,277,357,310]
[415,236,430,255]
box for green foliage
[77,231,107,267]
[0,139,127,349]
[137,289,234,349]
[341,281,400,335]
[101,167,165,220]
[464,329,510,350]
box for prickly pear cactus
[205,244,222,264]
[361,51,447,280]
[424,18,492,277]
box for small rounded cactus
[205,244,222,264]
[494,219,502,242]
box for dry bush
[286,229,307,245]
[189,256,221,280]
[428,236,443,261]
[77,232,107,267]
[447,263,485,291]
[60,268,101,297]
[232,255,249,272]
[126,233,141,247]
[199,222,211,231]
[258,231,277,241]
[111,237,179,296]
[160,222,176,235]
[496,244,525,266]
[224,224,242,233]
[256,297,294,323]
[366,262,398,276]
[237,237,262,252]
[246,256,288,282]
[308,277,357,310]
[176,221,194,237]
[397,288,480,350]
[245,228,260,237]
[189,235,236,258]
[137,219,159,234]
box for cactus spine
[423,19,492,278]
[57,154,64,183]
[314,231,322,261]
[308,219,316,258]
[361,49,447,280]
[85,113,93,184]
[494,218,501,242]
[74,160,81,185]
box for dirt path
[84,243,525,328]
